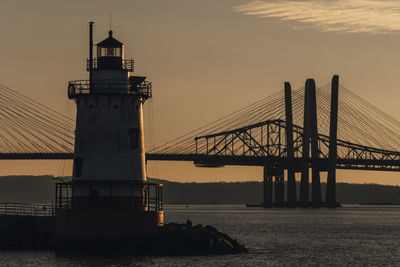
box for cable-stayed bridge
[148,78,400,172]
[0,83,74,159]
[1,76,400,207]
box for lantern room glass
[97,46,124,58]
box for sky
[1,0,400,185]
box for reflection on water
[0,205,399,266]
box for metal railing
[56,183,72,211]
[149,184,163,211]
[0,203,54,217]
[136,81,152,100]
[68,79,129,98]
[68,80,91,97]
[68,79,152,100]
[56,181,163,212]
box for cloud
[234,0,400,34]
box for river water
[0,205,399,266]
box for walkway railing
[68,79,152,100]
[0,203,54,217]
[56,181,163,212]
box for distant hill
[0,176,399,205]
[0,176,67,204]
[149,179,400,204]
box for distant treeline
[149,179,400,205]
[0,176,399,205]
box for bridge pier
[263,166,284,207]
[263,166,273,207]
[274,169,285,207]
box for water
[0,205,399,266]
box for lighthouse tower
[55,22,163,248]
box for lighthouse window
[99,47,122,57]
[73,157,83,178]
[129,128,139,148]
[106,47,115,56]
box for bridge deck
[146,153,400,172]
[1,153,398,172]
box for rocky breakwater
[0,215,247,255]
[121,220,248,255]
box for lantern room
[97,30,124,58]
[95,30,126,70]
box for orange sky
[1,0,400,185]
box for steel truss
[191,119,400,171]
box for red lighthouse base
[54,181,163,251]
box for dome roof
[96,31,123,47]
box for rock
[205,225,217,232]
[153,221,248,255]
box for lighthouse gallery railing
[55,181,163,212]
[68,79,152,99]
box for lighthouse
[55,22,163,248]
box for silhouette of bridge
[1,75,400,208]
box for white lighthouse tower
[55,22,163,248]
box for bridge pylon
[326,75,339,207]
[284,82,298,207]
[309,79,322,207]
[299,80,311,207]
[299,79,323,207]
